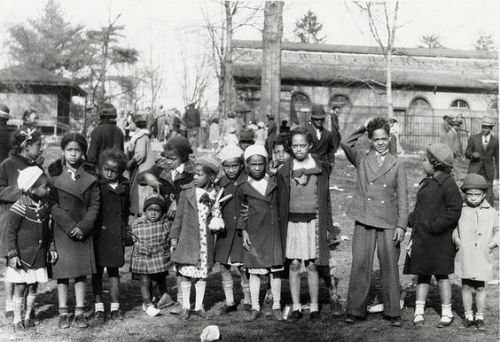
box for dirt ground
[0,148,498,341]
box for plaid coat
[130,216,170,274]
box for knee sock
[5,297,13,313]
[441,304,453,318]
[25,294,36,320]
[12,296,23,324]
[310,303,319,313]
[415,300,425,316]
[270,275,281,310]
[110,302,120,312]
[75,306,85,316]
[249,274,261,311]
[464,310,474,320]
[241,278,251,305]
[194,280,207,311]
[95,302,105,312]
[222,278,234,306]
[181,281,191,310]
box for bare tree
[353,0,400,118]
[419,34,443,49]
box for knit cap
[196,155,221,174]
[17,166,44,192]
[143,194,167,212]
[217,144,244,162]
[461,174,489,192]
[244,144,268,161]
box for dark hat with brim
[461,174,489,192]
[239,129,255,142]
[310,104,326,119]
[98,103,117,117]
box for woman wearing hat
[126,114,156,215]
[465,115,498,207]
[87,103,124,165]
[404,143,463,327]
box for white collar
[292,155,316,170]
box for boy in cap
[465,115,498,207]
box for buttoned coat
[0,153,39,257]
[94,177,130,268]
[171,183,216,269]
[48,160,100,279]
[404,172,462,275]
[214,172,246,264]
[87,122,125,165]
[465,133,499,181]
[453,201,499,281]
[236,176,283,269]
[306,124,339,172]
[341,126,409,230]
[277,157,332,266]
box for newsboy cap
[461,173,489,192]
[481,115,496,127]
[426,143,454,167]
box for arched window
[410,97,431,109]
[489,99,498,110]
[450,99,469,109]
[329,95,351,110]
[290,91,311,125]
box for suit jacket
[465,133,499,181]
[306,124,339,171]
[341,126,409,230]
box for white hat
[217,144,244,162]
[228,126,236,133]
[257,121,265,128]
[243,144,268,161]
[17,166,44,192]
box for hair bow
[20,128,36,147]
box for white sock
[176,276,183,304]
[476,312,484,320]
[441,304,453,318]
[110,302,120,312]
[194,280,206,311]
[25,294,36,320]
[5,297,13,312]
[292,303,302,311]
[181,281,191,310]
[12,296,23,324]
[464,310,473,320]
[241,278,251,304]
[415,300,425,316]
[270,275,281,310]
[310,302,319,313]
[249,274,261,311]
[222,278,235,306]
[95,302,105,312]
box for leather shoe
[246,310,261,322]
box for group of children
[0,116,498,333]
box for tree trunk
[223,1,234,120]
[386,49,394,118]
[260,1,283,123]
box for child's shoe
[272,308,283,321]
[462,318,475,328]
[413,314,424,326]
[93,310,105,324]
[110,310,124,321]
[157,293,175,309]
[192,309,209,319]
[73,313,89,329]
[330,293,343,317]
[220,304,238,315]
[5,311,14,321]
[437,315,453,328]
[476,319,486,331]
[143,303,161,317]
[58,314,71,329]
[23,318,35,328]
[245,310,262,322]
[309,311,320,321]
[180,309,190,320]
[289,310,303,321]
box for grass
[0,148,498,341]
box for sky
[0,0,499,111]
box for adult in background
[305,104,340,174]
[265,114,278,157]
[222,112,240,138]
[183,103,201,154]
[21,109,39,130]
[87,103,124,166]
[0,103,16,163]
[126,114,156,216]
[465,115,498,206]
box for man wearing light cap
[87,103,125,165]
[465,115,498,206]
[0,103,16,163]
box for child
[48,133,101,329]
[92,148,130,323]
[129,194,171,317]
[138,135,194,314]
[269,134,291,175]
[341,117,409,327]
[6,167,57,330]
[215,145,251,313]
[404,143,462,327]
[453,174,498,331]
[277,127,333,321]
[236,145,284,321]
[171,156,220,320]
[0,128,43,319]
[223,126,239,147]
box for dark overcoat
[94,177,130,268]
[0,153,39,257]
[214,172,246,264]
[341,126,409,230]
[277,157,332,266]
[171,183,215,269]
[236,176,283,269]
[87,122,125,165]
[404,172,462,275]
[0,125,17,163]
[465,133,498,181]
[306,124,339,172]
[48,160,100,279]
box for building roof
[0,64,86,96]
[232,40,498,92]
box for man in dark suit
[305,104,340,174]
[465,115,498,206]
[0,103,17,163]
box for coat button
[381,200,385,204]
[38,240,42,244]
[367,198,371,201]
[369,182,373,185]
[383,184,387,187]
[233,216,237,220]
